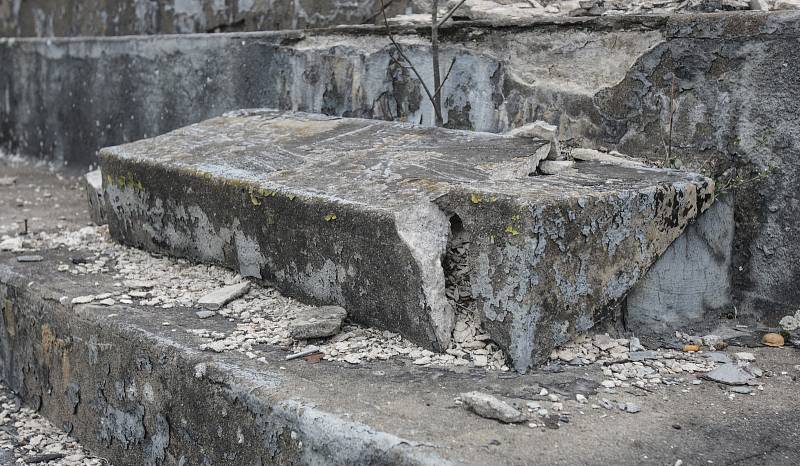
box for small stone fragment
[703,364,755,386]
[195,310,216,319]
[0,237,24,251]
[460,391,526,423]
[16,255,43,263]
[629,350,658,362]
[683,344,701,352]
[123,279,157,289]
[623,402,641,414]
[539,160,575,175]
[629,337,645,352]
[735,352,756,361]
[730,386,753,394]
[197,282,250,310]
[71,295,95,305]
[288,305,347,340]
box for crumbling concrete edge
[0,264,449,465]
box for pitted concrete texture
[98,110,714,371]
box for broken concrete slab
[289,305,348,340]
[702,364,755,386]
[197,282,250,310]
[99,110,713,372]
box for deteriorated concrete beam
[99,110,714,371]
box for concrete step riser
[0,267,442,466]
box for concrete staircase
[98,109,713,372]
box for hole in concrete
[444,214,508,370]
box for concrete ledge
[0,261,446,466]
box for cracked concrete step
[98,110,714,372]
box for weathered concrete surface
[627,194,734,333]
[2,12,798,323]
[0,261,446,466]
[98,110,713,370]
[0,0,411,37]
[2,162,800,466]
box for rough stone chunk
[702,364,755,385]
[539,160,575,175]
[289,306,348,340]
[460,391,526,423]
[508,120,562,160]
[197,282,250,310]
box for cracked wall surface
[1,12,797,325]
[0,0,412,37]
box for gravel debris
[7,225,508,371]
[5,224,772,421]
[0,383,107,465]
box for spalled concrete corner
[394,203,454,350]
[98,110,714,371]
[436,171,715,372]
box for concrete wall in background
[0,0,411,37]
[1,12,799,325]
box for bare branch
[438,0,467,27]
[433,56,457,100]
[363,0,396,25]
[431,0,443,126]
[379,0,444,125]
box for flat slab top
[101,110,708,208]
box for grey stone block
[99,110,713,371]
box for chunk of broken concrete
[195,310,216,319]
[0,237,24,252]
[571,148,648,168]
[460,391,526,423]
[197,282,250,310]
[507,121,562,160]
[702,364,755,386]
[539,160,575,175]
[123,279,157,289]
[289,305,347,340]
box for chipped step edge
[0,263,450,466]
